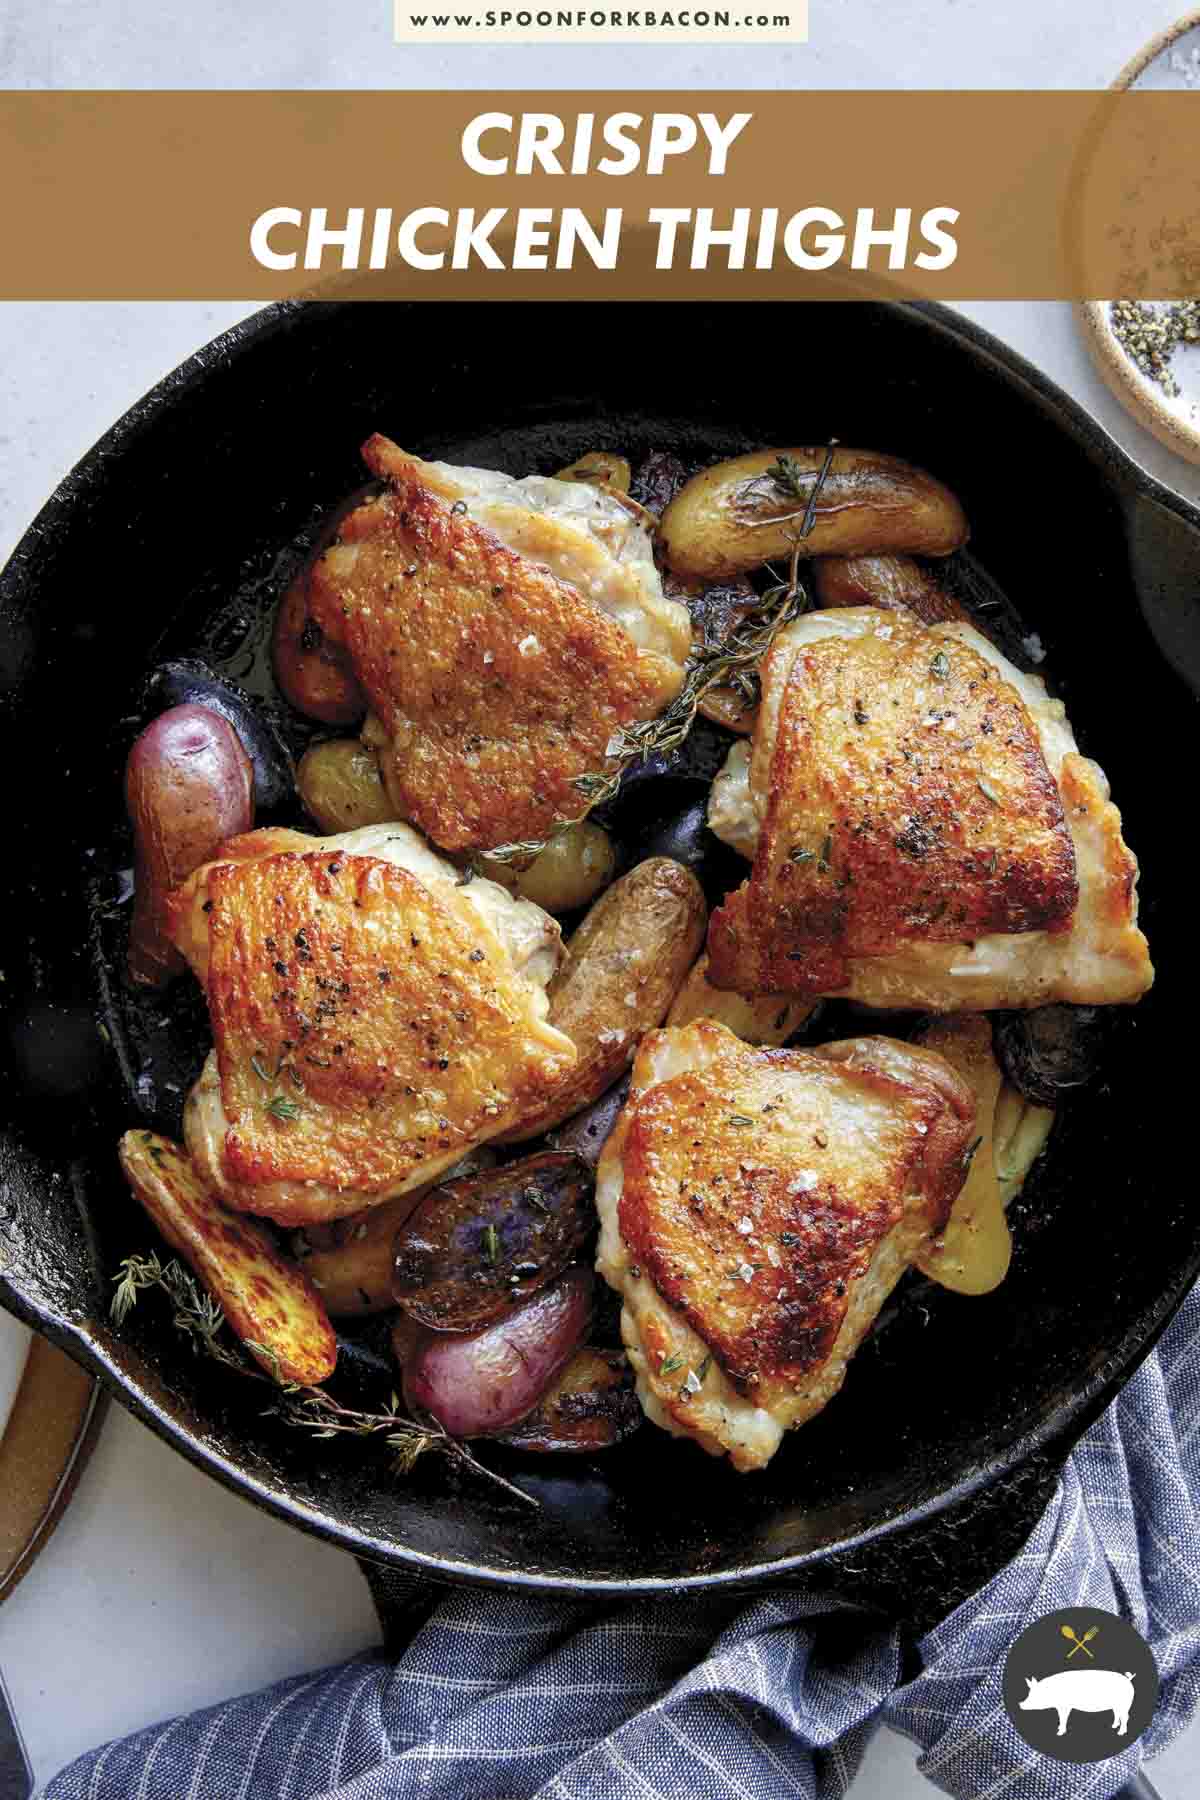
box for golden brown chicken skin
[707,609,1152,1009]
[165,825,575,1223]
[306,436,690,852]
[596,1021,977,1470]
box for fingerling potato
[481,822,616,915]
[498,858,706,1143]
[667,954,813,1045]
[813,553,968,625]
[118,1130,337,1385]
[297,738,395,834]
[392,1152,594,1332]
[126,704,254,987]
[272,571,365,726]
[497,1347,641,1453]
[659,447,968,582]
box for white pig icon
[1019,1668,1136,1737]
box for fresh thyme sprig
[111,1253,249,1373]
[110,1254,537,1507]
[734,439,841,537]
[272,1387,536,1504]
[484,557,811,866]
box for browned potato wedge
[272,571,365,726]
[292,1188,427,1317]
[667,954,812,1045]
[659,448,969,582]
[813,553,968,625]
[497,1347,641,1453]
[555,451,632,493]
[393,1152,594,1332]
[117,1131,337,1385]
[126,704,254,988]
[480,822,617,915]
[498,858,706,1143]
[296,738,395,834]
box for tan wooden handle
[0,1337,105,1605]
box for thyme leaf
[265,1094,303,1123]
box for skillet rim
[1,295,1197,1595]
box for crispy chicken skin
[707,609,1152,1008]
[596,1020,977,1470]
[165,824,575,1225]
[306,436,691,852]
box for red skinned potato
[403,1266,593,1438]
[118,1130,337,1386]
[126,704,254,987]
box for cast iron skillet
[1,300,1198,1615]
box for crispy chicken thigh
[707,609,1152,1008]
[307,436,691,852]
[165,824,575,1225]
[596,1020,976,1470]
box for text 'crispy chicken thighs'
[308,436,691,852]
[165,824,575,1225]
[707,609,1152,1009]
[596,1020,976,1470]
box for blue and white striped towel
[45,1285,1200,1799]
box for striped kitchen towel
[45,1284,1200,1799]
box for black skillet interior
[2,299,1199,1597]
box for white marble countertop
[3,0,1200,1790]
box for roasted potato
[480,822,617,915]
[291,1188,427,1317]
[659,447,969,582]
[403,1266,593,1437]
[555,451,632,493]
[272,571,365,726]
[498,857,706,1143]
[667,954,812,1046]
[622,786,745,909]
[117,1130,337,1385]
[126,704,254,987]
[497,1347,641,1453]
[296,738,395,835]
[546,1076,630,1168]
[392,1152,594,1332]
[812,553,968,625]
[144,661,296,816]
[993,1005,1108,1107]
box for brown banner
[1,91,1197,299]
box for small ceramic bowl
[1078,10,1200,465]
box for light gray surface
[2,0,1200,1792]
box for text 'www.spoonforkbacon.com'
[393,1,805,41]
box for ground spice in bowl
[1110,300,1200,397]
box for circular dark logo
[1002,1607,1159,1763]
